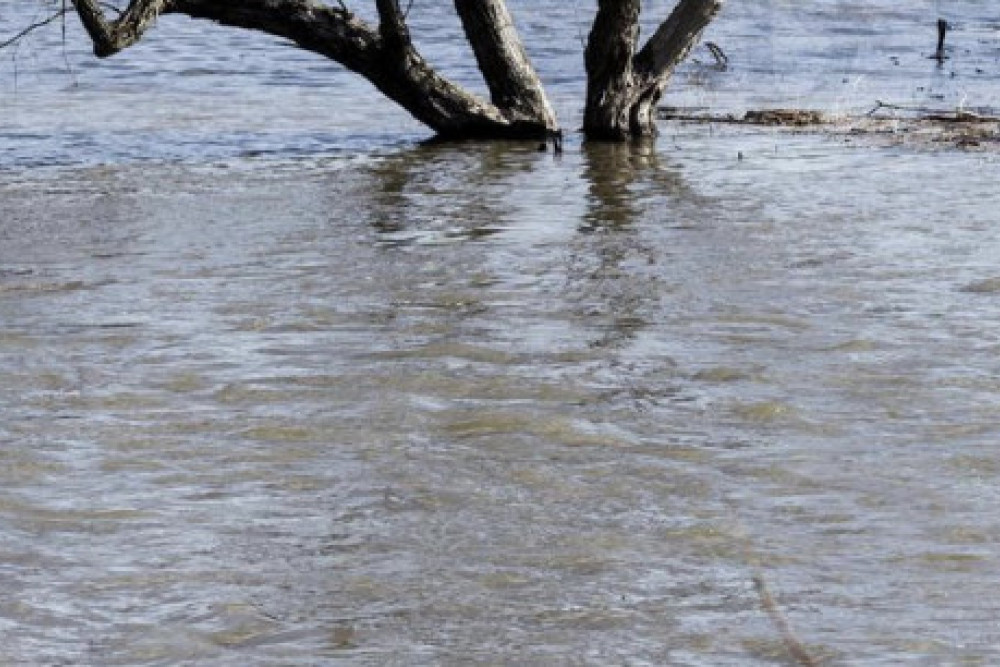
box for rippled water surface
[3,1,1000,664]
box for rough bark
[584,0,642,141]
[454,0,557,132]
[585,0,723,141]
[71,0,169,57]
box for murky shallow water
[3,1,1000,665]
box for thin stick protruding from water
[934,18,948,62]
[752,572,820,667]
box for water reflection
[572,141,706,351]
[581,140,700,231]
[581,140,659,231]
[362,142,544,245]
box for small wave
[0,280,87,295]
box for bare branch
[635,0,723,84]
[70,0,170,57]
[1,0,127,52]
[1,8,68,51]
[454,0,557,130]
[375,0,410,49]
[586,0,640,90]
[169,0,526,138]
[753,574,820,666]
[47,0,556,140]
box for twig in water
[0,8,68,51]
[866,99,912,116]
[867,100,1000,122]
[705,41,728,69]
[61,0,78,85]
[752,572,820,666]
[728,501,820,667]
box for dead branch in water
[0,9,68,50]
[660,103,1000,150]
[660,107,828,125]
[752,572,821,667]
[661,105,1000,126]
[726,504,822,666]
[867,100,1000,123]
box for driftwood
[660,104,1000,149]
[659,108,825,126]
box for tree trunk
[585,0,723,141]
[70,0,554,140]
[454,0,558,133]
[65,0,722,143]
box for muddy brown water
[3,1,1000,664]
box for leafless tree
[24,0,723,142]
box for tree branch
[70,0,170,57]
[1,8,68,51]
[375,0,410,50]
[66,0,547,139]
[584,0,723,140]
[635,0,723,84]
[586,0,640,91]
[454,0,557,130]
[168,0,380,74]
[173,0,554,138]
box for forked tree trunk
[67,0,721,143]
[585,0,723,140]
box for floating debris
[742,109,826,126]
[659,103,1000,150]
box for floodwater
[2,1,1000,664]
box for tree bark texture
[68,0,721,142]
[454,0,557,132]
[585,0,723,140]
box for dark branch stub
[933,18,948,62]
[705,41,728,69]
[69,0,169,57]
[375,0,411,50]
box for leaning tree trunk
[454,0,558,133]
[585,0,723,141]
[69,0,556,140]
